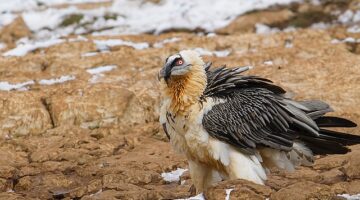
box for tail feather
[318,129,360,146]
[300,135,350,155]
[315,116,357,128]
[301,113,359,155]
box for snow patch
[161,168,188,182]
[331,37,360,44]
[310,22,330,30]
[225,188,234,200]
[94,39,149,51]
[86,65,116,74]
[176,193,205,200]
[347,25,360,33]
[0,13,17,27]
[207,32,217,37]
[3,38,65,57]
[7,0,300,39]
[255,23,280,34]
[338,193,360,200]
[109,0,300,35]
[38,75,76,85]
[338,10,360,24]
[0,43,6,50]
[0,80,35,91]
[86,65,117,83]
[0,0,111,13]
[153,37,181,48]
[264,60,273,65]
[193,48,231,57]
[82,52,99,57]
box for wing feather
[202,64,320,154]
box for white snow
[310,22,330,30]
[0,43,6,50]
[264,60,273,65]
[3,38,65,57]
[338,193,360,200]
[3,0,300,40]
[86,65,116,74]
[338,10,354,24]
[68,35,88,42]
[161,168,188,182]
[255,23,280,34]
[207,32,217,37]
[0,80,35,91]
[86,65,117,83]
[22,7,78,32]
[82,52,99,57]
[193,48,231,57]
[0,0,111,13]
[153,37,181,48]
[93,39,149,51]
[225,188,234,200]
[347,25,360,33]
[0,13,17,27]
[109,0,300,35]
[331,37,360,44]
[177,193,205,200]
[38,75,76,85]
[338,10,360,24]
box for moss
[270,10,335,29]
[289,10,334,28]
[104,13,118,20]
[60,14,84,27]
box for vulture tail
[300,116,359,155]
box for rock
[0,92,53,137]
[0,178,8,192]
[41,173,74,188]
[0,192,35,200]
[15,176,32,191]
[69,186,87,199]
[331,180,360,195]
[283,167,320,182]
[217,9,294,34]
[0,166,16,179]
[271,181,333,200]
[81,190,125,200]
[313,155,348,170]
[205,179,273,200]
[48,84,153,130]
[86,179,102,194]
[318,169,345,185]
[342,151,360,179]
[0,17,31,49]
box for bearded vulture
[158,50,360,194]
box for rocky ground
[0,0,360,200]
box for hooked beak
[158,61,172,82]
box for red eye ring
[176,59,183,65]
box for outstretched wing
[202,87,320,154]
[202,64,359,155]
[201,64,322,154]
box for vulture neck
[163,66,207,115]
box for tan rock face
[270,181,333,200]
[0,1,360,199]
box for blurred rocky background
[0,0,360,199]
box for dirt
[0,1,360,200]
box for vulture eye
[175,58,184,66]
